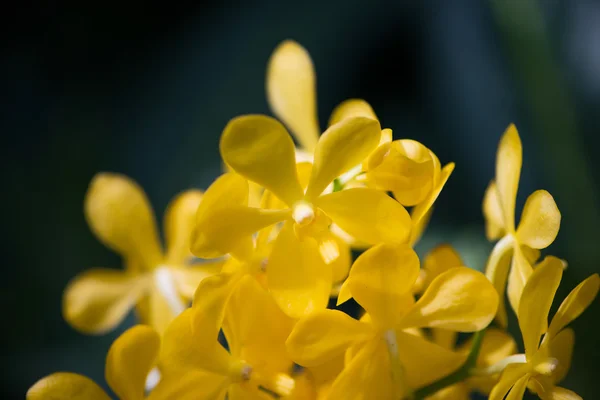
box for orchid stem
[411,329,486,400]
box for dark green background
[3,1,599,398]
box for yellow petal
[516,190,561,249]
[410,162,455,226]
[266,40,319,152]
[505,374,530,400]
[417,244,464,293]
[400,267,499,331]
[221,115,303,206]
[327,338,396,400]
[305,117,381,199]
[170,262,224,299]
[224,276,294,373]
[488,363,531,400]
[148,371,229,400]
[193,205,289,259]
[548,328,574,384]
[105,325,161,400]
[426,384,470,400]
[548,273,600,338]
[431,328,458,350]
[366,139,435,206]
[267,223,332,318]
[476,328,518,367]
[161,309,238,377]
[495,124,522,233]
[286,309,373,367]
[484,237,515,327]
[164,189,204,265]
[228,384,273,400]
[408,204,433,247]
[331,235,351,283]
[396,330,466,389]
[507,244,533,315]
[548,386,582,400]
[84,173,163,270]
[192,273,242,344]
[63,268,148,334]
[518,256,563,359]
[27,373,110,400]
[328,99,378,126]
[317,188,411,245]
[483,181,506,240]
[346,243,420,329]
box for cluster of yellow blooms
[28,41,598,400]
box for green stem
[412,329,486,399]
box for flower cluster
[28,41,598,400]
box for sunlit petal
[507,244,533,315]
[548,273,600,338]
[548,328,574,384]
[170,262,224,299]
[346,243,420,329]
[63,268,148,334]
[225,276,295,372]
[27,373,110,400]
[483,181,506,240]
[399,267,498,331]
[85,173,163,270]
[327,339,396,400]
[518,256,563,359]
[416,244,463,293]
[485,236,514,327]
[396,330,466,389]
[221,115,303,206]
[268,223,332,318]
[161,309,237,377]
[516,190,561,249]
[105,325,161,400]
[192,205,289,259]
[306,117,381,199]
[411,162,455,226]
[366,139,435,206]
[148,371,229,400]
[488,363,531,400]
[505,374,530,400]
[164,189,204,265]
[317,188,411,245]
[266,40,319,152]
[328,99,378,126]
[548,386,582,400]
[495,124,521,233]
[286,309,373,367]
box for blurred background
[3,0,599,398]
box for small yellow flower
[489,257,599,399]
[27,325,166,400]
[483,124,561,326]
[63,173,220,334]
[192,115,411,318]
[159,276,299,399]
[287,243,499,398]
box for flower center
[292,201,315,226]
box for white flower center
[292,201,315,226]
[153,266,186,314]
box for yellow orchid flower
[483,124,562,327]
[159,275,301,399]
[192,115,411,318]
[63,173,221,335]
[287,243,499,399]
[27,325,172,400]
[488,257,599,400]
